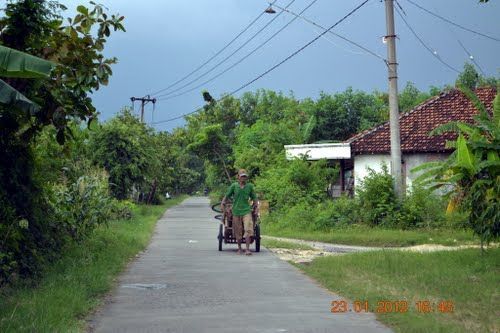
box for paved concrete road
[89,197,391,333]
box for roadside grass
[0,196,186,333]
[261,238,315,251]
[263,224,478,247]
[297,248,500,333]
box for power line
[456,38,486,76]
[152,0,371,125]
[273,2,387,63]
[395,4,460,73]
[405,0,500,42]
[157,0,319,102]
[426,2,487,76]
[153,0,297,99]
[145,1,278,97]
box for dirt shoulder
[263,235,496,263]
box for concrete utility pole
[130,95,156,122]
[384,0,403,198]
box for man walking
[221,169,257,255]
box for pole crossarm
[130,95,156,122]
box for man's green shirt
[225,182,256,216]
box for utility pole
[130,95,156,122]
[385,0,403,199]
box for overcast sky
[82,0,500,131]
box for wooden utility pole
[385,0,403,198]
[130,95,156,122]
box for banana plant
[0,45,54,112]
[414,87,499,251]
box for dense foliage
[90,109,156,200]
[0,0,124,285]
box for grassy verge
[263,224,478,247]
[0,196,186,333]
[297,248,499,333]
[261,238,314,250]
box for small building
[284,87,497,195]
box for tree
[309,88,387,142]
[0,0,124,284]
[153,130,204,195]
[188,124,233,182]
[455,63,498,91]
[398,82,431,113]
[456,63,480,90]
[90,109,155,200]
[0,0,125,142]
[233,119,303,177]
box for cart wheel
[218,224,223,251]
[255,224,260,253]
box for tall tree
[90,109,155,200]
[456,63,481,90]
[0,0,124,284]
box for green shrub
[47,168,112,241]
[264,197,360,232]
[318,196,361,228]
[445,211,470,229]
[356,164,397,226]
[0,140,57,285]
[110,199,135,220]
[263,201,316,231]
[255,157,336,210]
[399,185,447,229]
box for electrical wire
[405,0,500,42]
[156,0,319,102]
[428,2,487,76]
[152,0,297,99]
[456,38,486,76]
[272,3,386,63]
[395,5,460,73]
[157,0,388,102]
[145,0,278,97]
[311,26,365,55]
[151,0,371,125]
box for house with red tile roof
[285,87,497,195]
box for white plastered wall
[404,153,448,189]
[353,153,449,191]
[353,154,392,190]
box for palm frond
[301,114,316,143]
[456,134,476,173]
[445,140,457,149]
[493,93,500,128]
[477,160,500,171]
[458,84,489,119]
[430,121,460,136]
[456,122,478,137]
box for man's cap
[238,169,248,177]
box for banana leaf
[0,45,54,78]
[456,133,476,174]
[0,79,39,113]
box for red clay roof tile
[349,87,497,155]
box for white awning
[284,143,351,160]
